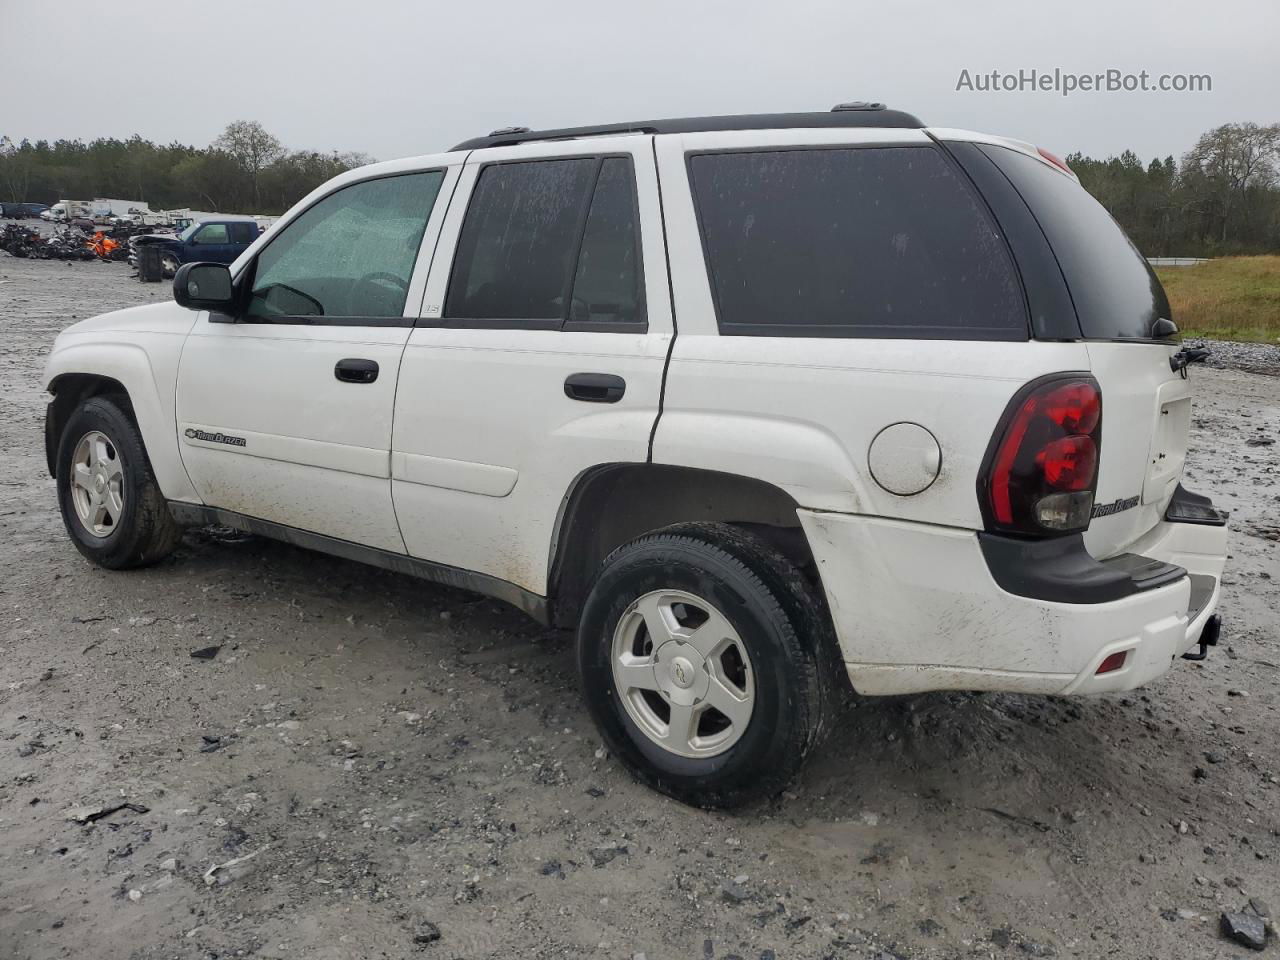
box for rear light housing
[979,373,1102,537]
[1037,146,1076,178]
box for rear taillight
[981,374,1102,536]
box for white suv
[43,105,1228,806]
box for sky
[2,0,1276,164]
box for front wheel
[56,396,181,569]
[577,523,834,808]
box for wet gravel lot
[1,252,1278,960]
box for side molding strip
[168,502,549,624]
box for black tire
[577,522,835,808]
[55,395,181,569]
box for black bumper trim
[979,532,1186,604]
[1165,483,1228,526]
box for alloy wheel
[610,588,755,758]
[69,430,124,537]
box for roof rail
[451,104,924,151]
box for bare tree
[0,136,33,203]
[1182,122,1280,244]
[213,121,285,211]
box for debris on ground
[65,801,150,825]
[203,845,269,886]
[412,921,442,946]
[1221,910,1268,950]
[589,844,629,868]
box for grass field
[1155,255,1280,342]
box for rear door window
[979,145,1171,340]
[688,146,1026,339]
[446,159,597,323]
[445,156,646,329]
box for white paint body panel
[802,509,1225,696]
[175,323,413,552]
[391,329,669,590]
[392,136,673,593]
[652,335,1090,523]
[1082,340,1192,559]
[43,302,201,503]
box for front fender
[44,337,200,503]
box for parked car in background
[41,104,1228,807]
[1,202,50,219]
[127,218,260,277]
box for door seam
[392,152,473,552]
[647,135,678,464]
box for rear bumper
[799,502,1227,697]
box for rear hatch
[972,143,1187,559]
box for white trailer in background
[41,199,151,222]
[140,208,257,231]
[93,199,152,220]
[41,201,93,221]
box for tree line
[0,121,372,215]
[1067,121,1279,257]
[2,119,1278,256]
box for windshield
[178,223,201,242]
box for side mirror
[173,262,234,312]
[1150,316,1179,339]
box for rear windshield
[688,146,1027,339]
[979,145,1171,340]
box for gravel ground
[1,254,1278,960]
[1190,338,1280,378]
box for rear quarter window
[979,145,1171,341]
[229,222,257,244]
[688,146,1027,339]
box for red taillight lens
[982,375,1102,535]
[1096,651,1127,675]
[1042,382,1100,435]
[1036,435,1098,491]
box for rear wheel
[578,522,834,808]
[56,396,181,569]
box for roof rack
[452,103,924,151]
